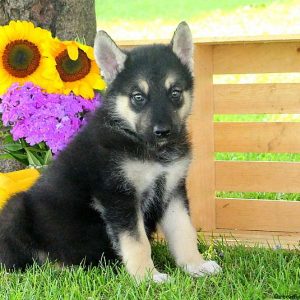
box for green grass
[95,0,283,22]
[0,241,299,299]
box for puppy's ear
[170,22,193,72]
[94,30,127,84]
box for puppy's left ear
[170,22,193,72]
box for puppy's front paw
[152,272,169,283]
[135,269,169,283]
[185,260,221,277]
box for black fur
[0,43,193,270]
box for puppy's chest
[121,156,190,198]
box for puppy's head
[94,22,193,145]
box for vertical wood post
[187,44,216,231]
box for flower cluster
[1,83,100,154]
[0,20,106,99]
[0,20,106,167]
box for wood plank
[155,229,300,249]
[215,161,300,193]
[117,34,300,46]
[214,83,300,114]
[187,44,216,231]
[198,230,300,250]
[213,42,300,74]
[216,198,300,232]
[214,122,300,153]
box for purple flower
[0,82,101,154]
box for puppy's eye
[171,89,182,102]
[131,92,146,106]
[172,90,181,98]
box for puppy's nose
[153,125,171,138]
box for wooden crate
[119,36,300,248]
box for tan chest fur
[121,156,190,197]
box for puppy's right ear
[94,31,127,84]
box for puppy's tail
[0,192,36,270]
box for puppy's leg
[99,198,167,282]
[118,215,168,282]
[160,197,221,277]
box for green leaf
[5,151,28,165]
[25,149,43,167]
[9,152,27,160]
[4,143,23,152]
[38,142,47,150]
[4,135,14,144]
[43,150,53,165]
[26,147,44,153]
[20,139,27,148]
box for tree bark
[0,0,97,172]
[0,0,97,46]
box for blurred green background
[95,0,279,21]
[95,0,297,40]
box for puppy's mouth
[154,137,169,146]
[146,134,179,149]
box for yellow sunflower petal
[0,29,8,42]
[67,43,79,60]
[0,74,13,95]
[20,21,34,37]
[0,170,40,210]
[79,83,94,99]
[78,43,95,60]
[93,77,107,90]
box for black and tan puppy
[0,22,221,282]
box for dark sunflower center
[2,40,41,78]
[56,49,91,82]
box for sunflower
[0,20,62,95]
[51,40,106,99]
[0,169,40,210]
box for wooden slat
[187,44,216,231]
[117,34,300,46]
[155,230,300,249]
[216,198,300,232]
[215,161,300,193]
[198,230,300,249]
[214,83,300,114]
[214,122,300,153]
[213,42,300,74]
[154,230,300,249]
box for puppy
[0,22,221,282]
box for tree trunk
[0,0,97,172]
[0,0,96,46]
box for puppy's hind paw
[185,260,222,277]
[152,272,169,283]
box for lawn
[0,241,299,299]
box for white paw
[185,260,222,277]
[152,272,169,283]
